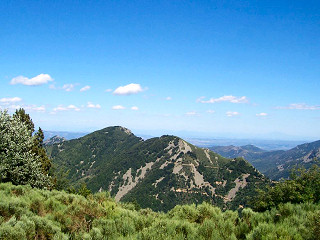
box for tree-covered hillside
[211,141,320,180]
[46,126,268,211]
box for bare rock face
[44,135,66,146]
[46,126,268,211]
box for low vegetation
[0,182,319,240]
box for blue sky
[1,0,319,140]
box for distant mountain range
[44,131,88,141]
[44,135,66,146]
[44,130,308,150]
[45,126,268,211]
[210,141,320,180]
[187,138,307,151]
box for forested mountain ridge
[46,126,268,211]
[210,140,320,180]
[265,140,320,180]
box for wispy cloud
[80,85,91,92]
[10,74,53,86]
[112,105,125,110]
[0,102,45,112]
[24,105,46,112]
[113,83,144,95]
[207,110,215,114]
[185,111,199,116]
[53,104,80,112]
[62,84,75,92]
[49,84,56,89]
[131,106,139,111]
[0,97,22,103]
[0,104,21,111]
[256,112,268,117]
[198,95,248,104]
[105,89,113,92]
[87,102,101,109]
[166,97,172,101]
[276,103,320,110]
[226,111,240,117]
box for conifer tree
[13,108,52,175]
[13,108,34,133]
[32,127,52,174]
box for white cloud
[113,83,143,95]
[80,85,91,92]
[207,110,215,114]
[105,89,113,92]
[131,106,139,111]
[112,105,125,110]
[87,102,101,109]
[67,105,80,111]
[166,97,172,101]
[256,112,268,117]
[0,97,22,103]
[185,111,199,116]
[276,103,320,110]
[198,95,248,104]
[53,104,80,112]
[10,74,53,86]
[62,84,75,92]
[226,111,240,117]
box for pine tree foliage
[13,108,52,175]
[13,108,34,133]
[0,110,51,188]
[32,127,52,174]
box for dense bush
[0,182,319,239]
[253,163,320,211]
[0,110,52,188]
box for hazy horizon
[43,126,317,142]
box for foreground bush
[0,182,319,239]
[0,110,52,188]
[253,163,320,212]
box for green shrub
[0,183,319,239]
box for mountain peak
[46,126,267,211]
[44,135,66,146]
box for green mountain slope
[46,126,268,211]
[265,140,320,179]
[210,141,320,180]
[210,145,284,174]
